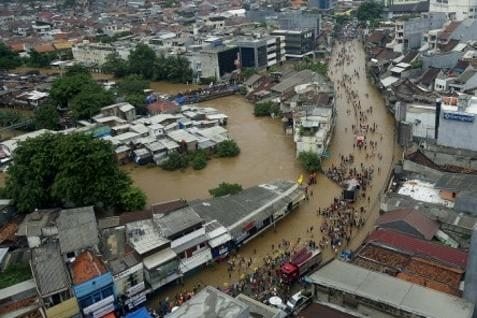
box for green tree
[128,44,156,79]
[356,1,383,23]
[0,110,26,127]
[120,186,146,211]
[154,54,193,83]
[295,57,328,76]
[33,103,60,130]
[5,133,143,213]
[126,94,147,115]
[209,182,243,197]
[254,101,280,117]
[191,150,208,170]
[102,53,129,77]
[26,50,57,67]
[160,152,189,171]
[118,75,149,96]
[298,151,321,172]
[216,140,240,157]
[0,42,22,69]
[49,72,95,108]
[70,85,114,120]
[241,68,256,80]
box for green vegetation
[5,133,146,213]
[0,110,28,127]
[295,57,328,76]
[411,59,423,69]
[160,152,190,171]
[191,150,208,170]
[298,151,321,172]
[120,186,147,211]
[254,101,281,117]
[209,182,243,197]
[102,44,193,83]
[241,68,257,80]
[216,140,240,157]
[49,68,113,120]
[356,1,384,25]
[95,31,131,44]
[117,75,149,115]
[0,263,32,289]
[33,103,60,130]
[0,42,22,69]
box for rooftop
[165,286,248,318]
[366,228,468,269]
[190,181,300,229]
[376,208,439,240]
[70,250,108,285]
[434,173,477,193]
[56,206,99,254]
[307,260,474,318]
[31,241,70,297]
[154,206,203,238]
[126,219,169,255]
[397,179,454,208]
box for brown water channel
[132,40,400,306]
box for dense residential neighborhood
[4,0,477,318]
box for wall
[437,110,477,151]
[422,51,464,70]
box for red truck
[280,247,322,283]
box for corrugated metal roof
[366,228,468,269]
[376,209,439,240]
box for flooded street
[138,40,400,305]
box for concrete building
[72,41,132,67]
[271,29,315,59]
[70,250,116,317]
[391,13,448,53]
[308,0,336,10]
[190,181,304,245]
[236,36,286,69]
[430,0,477,20]
[166,286,286,318]
[437,95,477,151]
[30,242,80,318]
[187,43,239,80]
[307,259,474,318]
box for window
[66,252,75,258]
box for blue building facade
[73,272,116,317]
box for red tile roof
[376,209,439,240]
[0,222,17,244]
[366,228,468,269]
[147,100,179,114]
[70,250,107,285]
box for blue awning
[125,307,153,318]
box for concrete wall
[437,111,477,151]
[422,51,464,70]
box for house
[147,100,180,115]
[448,69,477,93]
[100,102,137,123]
[167,130,198,152]
[30,241,80,318]
[125,219,179,291]
[306,260,474,318]
[56,206,99,258]
[418,68,440,91]
[376,208,439,240]
[16,209,60,248]
[70,250,116,317]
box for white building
[430,0,477,20]
[72,41,132,67]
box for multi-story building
[72,41,132,67]
[430,0,477,20]
[236,36,286,69]
[186,41,240,81]
[271,29,315,59]
[392,13,448,53]
[308,0,336,11]
[70,250,116,317]
[30,242,80,318]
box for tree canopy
[0,42,22,69]
[298,151,321,172]
[356,1,384,23]
[49,69,113,120]
[102,46,193,83]
[5,133,146,213]
[33,103,60,130]
[216,140,240,157]
[209,182,243,197]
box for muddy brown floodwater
[132,39,401,306]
